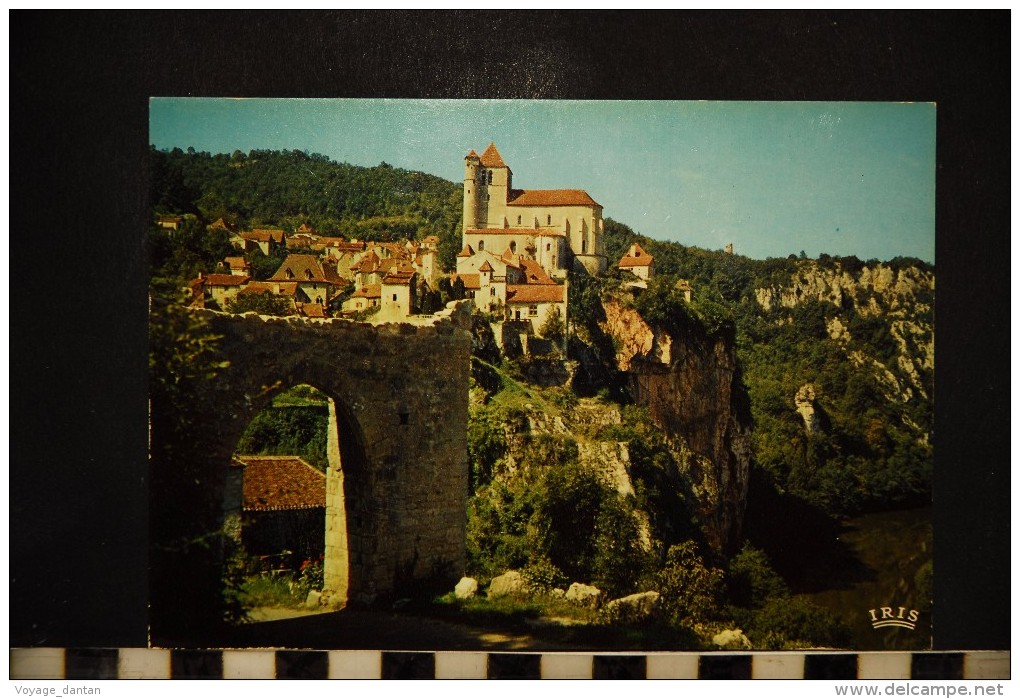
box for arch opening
[223,382,368,616]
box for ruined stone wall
[151,301,472,632]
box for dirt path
[222,607,590,651]
[216,604,624,653]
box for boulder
[305,589,322,609]
[602,591,660,623]
[565,582,602,608]
[712,628,752,650]
[454,576,479,600]
[488,570,527,598]
[549,587,566,599]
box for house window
[478,240,485,252]
[286,269,294,279]
[546,243,551,251]
[392,294,398,302]
[582,239,587,253]
[305,270,313,280]
[490,287,496,296]
[547,214,551,225]
[517,215,521,225]
[510,241,516,253]
[528,304,538,317]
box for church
[460,143,608,278]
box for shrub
[728,544,790,609]
[654,542,725,627]
[521,556,568,593]
[749,597,851,649]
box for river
[797,507,932,650]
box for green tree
[538,305,565,341]
[727,544,789,609]
[653,541,725,627]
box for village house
[462,143,608,278]
[325,240,369,282]
[505,283,567,331]
[269,253,344,306]
[207,217,235,234]
[238,280,300,312]
[218,256,251,277]
[190,272,250,310]
[342,284,381,314]
[157,215,183,230]
[234,228,286,255]
[675,278,693,303]
[378,267,418,322]
[226,456,326,564]
[618,242,655,280]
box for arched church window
[479,240,485,252]
[510,241,517,253]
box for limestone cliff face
[754,261,934,317]
[601,300,753,553]
[755,260,934,437]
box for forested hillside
[150,146,463,272]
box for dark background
[10,11,1009,650]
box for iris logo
[868,606,920,630]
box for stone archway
[150,302,473,639]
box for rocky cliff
[754,260,933,439]
[600,300,753,553]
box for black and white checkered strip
[10,649,1009,679]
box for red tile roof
[478,261,494,273]
[457,243,475,258]
[241,229,286,243]
[241,281,299,297]
[618,243,654,268]
[465,149,479,160]
[506,284,565,304]
[479,143,506,168]
[350,284,381,299]
[235,456,326,512]
[225,256,249,270]
[452,273,481,290]
[208,217,235,232]
[351,250,381,273]
[507,189,600,208]
[332,241,367,254]
[519,258,556,285]
[299,303,326,318]
[202,274,250,287]
[270,254,342,285]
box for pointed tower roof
[465,149,479,160]
[457,243,475,258]
[479,143,506,168]
[478,261,494,273]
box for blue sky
[150,99,935,263]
